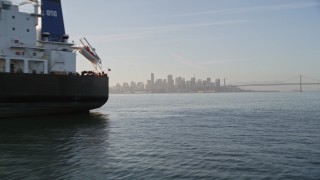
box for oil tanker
[0,0,109,117]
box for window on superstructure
[12,27,15,31]
[27,29,30,32]
[3,4,10,10]
[12,16,15,19]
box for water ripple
[1,93,320,179]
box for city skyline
[110,73,245,93]
[17,0,320,85]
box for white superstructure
[0,0,90,75]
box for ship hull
[0,73,109,117]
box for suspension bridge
[228,75,320,92]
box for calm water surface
[0,93,320,179]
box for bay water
[0,93,320,179]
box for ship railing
[47,71,107,77]
[81,71,107,76]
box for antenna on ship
[78,37,103,72]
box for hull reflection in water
[0,112,110,179]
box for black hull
[0,73,109,117]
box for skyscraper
[151,73,155,92]
[151,73,154,86]
[215,79,220,87]
[167,74,175,92]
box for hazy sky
[22,0,320,85]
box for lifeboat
[78,37,102,71]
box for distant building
[115,83,121,93]
[175,77,186,92]
[123,82,130,92]
[190,77,196,91]
[130,81,137,92]
[154,79,166,93]
[136,82,145,91]
[215,79,221,92]
[205,78,213,91]
[146,80,152,92]
[151,73,154,86]
[151,73,155,92]
[215,79,220,88]
[167,74,175,92]
[196,79,204,91]
[185,80,190,91]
